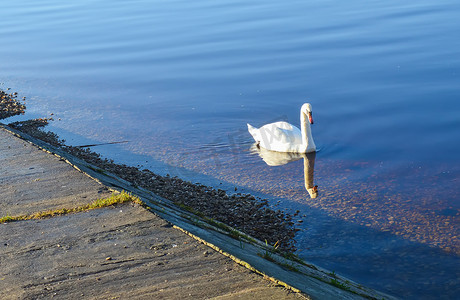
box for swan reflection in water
[250,144,318,198]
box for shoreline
[0,88,395,299]
[7,117,299,252]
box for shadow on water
[293,206,460,299]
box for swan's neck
[300,112,316,152]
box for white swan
[247,103,316,153]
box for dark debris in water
[0,88,26,120]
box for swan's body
[247,103,316,153]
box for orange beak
[308,112,314,124]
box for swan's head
[301,103,314,124]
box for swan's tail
[247,123,258,141]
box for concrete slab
[0,203,301,300]
[0,127,112,216]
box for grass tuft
[330,278,352,291]
[0,191,141,224]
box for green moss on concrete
[0,191,141,223]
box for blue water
[1,0,459,298]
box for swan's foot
[256,141,260,148]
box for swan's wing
[273,122,302,144]
[258,122,302,147]
[278,127,302,144]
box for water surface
[1,0,459,298]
